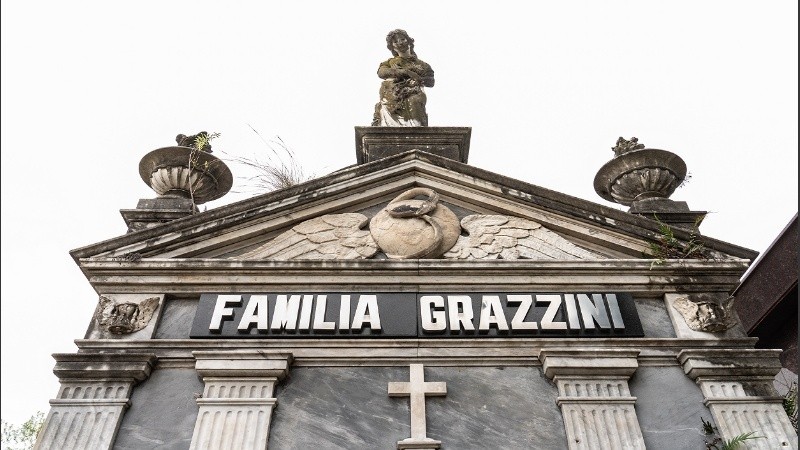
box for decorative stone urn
[138,142,232,205]
[593,137,687,208]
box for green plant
[784,381,798,432]
[702,417,763,450]
[647,215,707,268]
[187,132,221,212]
[2,411,45,450]
[220,126,312,193]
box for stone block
[355,127,471,164]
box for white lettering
[420,295,446,331]
[447,295,475,331]
[538,294,567,330]
[339,295,351,330]
[352,295,381,330]
[577,294,611,329]
[606,294,625,329]
[563,294,581,329]
[237,295,268,331]
[508,295,537,330]
[298,295,313,330]
[209,295,242,331]
[271,295,301,330]
[313,295,336,330]
[479,295,509,331]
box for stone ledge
[192,350,292,378]
[539,348,640,378]
[52,352,156,381]
[677,348,783,378]
[355,127,471,164]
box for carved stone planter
[593,148,687,207]
[138,146,233,205]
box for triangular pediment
[71,151,757,263]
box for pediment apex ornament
[370,188,460,259]
[96,295,160,334]
[672,293,738,333]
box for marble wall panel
[628,366,710,449]
[154,299,197,339]
[269,366,566,449]
[633,298,676,338]
[114,369,203,450]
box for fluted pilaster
[189,350,292,450]
[540,348,644,450]
[34,352,156,450]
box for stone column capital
[52,352,157,382]
[677,348,783,380]
[538,348,640,379]
[192,350,292,378]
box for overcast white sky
[1,1,797,425]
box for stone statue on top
[372,29,435,127]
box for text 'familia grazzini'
[190,293,644,338]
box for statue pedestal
[355,127,471,165]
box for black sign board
[190,293,644,338]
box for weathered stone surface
[355,128,471,164]
[189,351,292,450]
[370,188,460,259]
[539,348,645,449]
[633,297,677,338]
[426,367,567,449]
[115,368,203,450]
[679,349,797,449]
[85,294,164,340]
[445,215,602,260]
[153,298,196,339]
[629,366,710,449]
[372,29,434,127]
[671,293,738,333]
[238,213,378,260]
[269,367,410,449]
[269,366,566,449]
[665,293,747,339]
[35,353,156,450]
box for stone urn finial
[137,132,233,205]
[593,137,687,208]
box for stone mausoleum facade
[34,127,797,449]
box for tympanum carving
[235,188,603,261]
[95,295,160,334]
[672,294,738,332]
[369,188,460,259]
[444,215,600,260]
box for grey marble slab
[635,297,677,338]
[629,366,711,449]
[154,298,197,339]
[114,368,202,450]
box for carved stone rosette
[594,141,687,207]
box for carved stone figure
[611,136,645,157]
[96,295,160,334]
[369,188,460,259]
[444,215,600,260]
[372,29,434,127]
[672,294,738,332]
[239,213,379,260]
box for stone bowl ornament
[593,137,687,207]
[138,132,233,205]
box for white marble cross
[388,364,447,450]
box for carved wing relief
[444,215,601,260]
[234,190,605,261]
[238,213,379,260]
